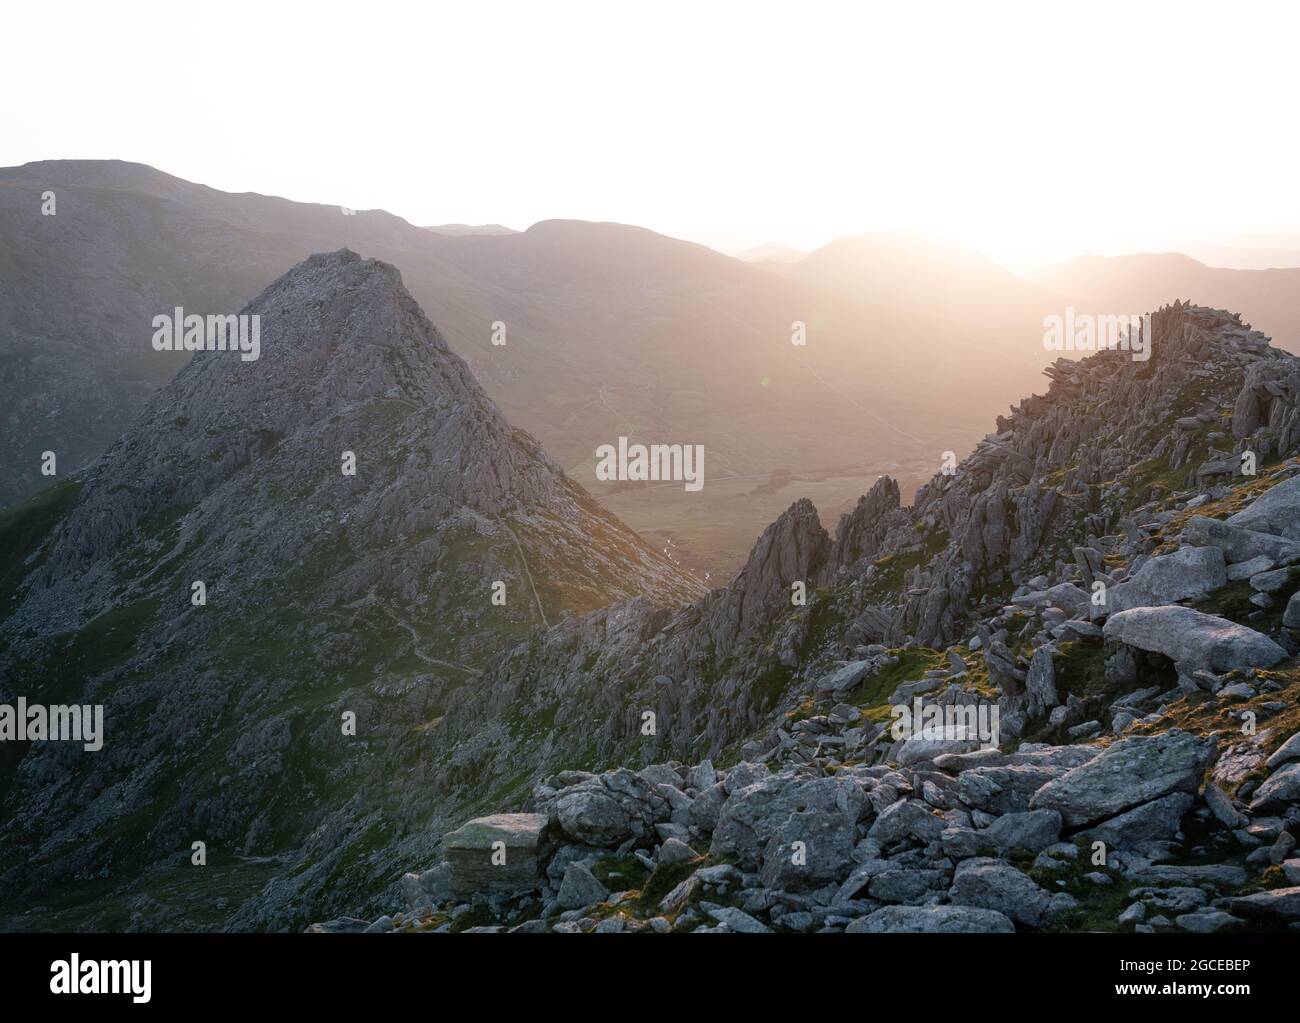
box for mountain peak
[14,248,699,629]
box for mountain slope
[0,250,699,930]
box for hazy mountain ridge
[1034,252,1300,354]
[2,159,1123,576]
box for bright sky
[3,0,1297,269]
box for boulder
[1103,606,1286,674]
[1011,583,1090,616]
[1127,863,1247,887]
[979,809,1062,854]
[1286,592,1300,629]
[957,764,1066,816]
[443,813,550,897]
[1175,910,1241,933]
[656,837,700,866]
[1077,792,1194,848]
[1265,730,1300,771]
[1249,566,1300,593]
[1203,782,1244,828]
[867,867,945,904]
[1181,516,1300,566]
[949,858,1069,928]
[1025,646,1059,713]
[1029,730,1213,827]
[556,861,609,910]
[1225,886,1300,922]
[865,798,944,848]
[759,809,857,890]
[1226,476,1300,540]
[894,733,986,766]
[710,773,865,868]
[687,781,726,833]
[545,768,670,847]
[834,858,898,902]
[845,905,1016,933]
[1227,555,1275,581]
[1249,762,1300,813]
[814,659,875,695]
[305,917,372,933]
[1105,546,1226,613]
[700,902,773,933]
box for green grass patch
[0,479,82,615]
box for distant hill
[1033,252,1300,352]
[734,241,807,264]
[422,223,518,236]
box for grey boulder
[1226,476,1300,540]
[1029,729,1213,828]
[845,904,1015,933]
[1103,606,1286,674]
[1249,762,1300,813]
[1105,546,1227,613]
[949,858,1071,928]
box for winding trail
[387,612,482,677]
[498,518,549,628]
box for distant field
[592,463,933,582]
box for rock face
[1103,607,1287,674]
[1030,730,1213,828]
[444,814,550,897]
[309,301,1300,937]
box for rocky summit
[310,302,1300,934]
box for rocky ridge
[318,303,1300,933]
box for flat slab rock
[443,813,549,897]
[1225,886,1300,921]
[1103,605,1286,674]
